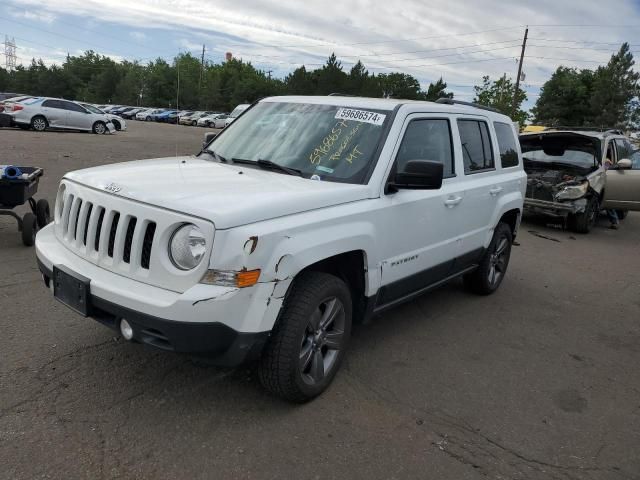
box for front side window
[494,122,519,168]
[614,139,630,160]
[395,119,454,177]
[458,119,495,173]
[207,102,390,184]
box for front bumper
[524,197,587,217]
[35,225,276,365]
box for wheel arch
[296,250,368,324]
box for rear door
[41,99,67,127]
[603,138,640,210]
[454,116,500,256]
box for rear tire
[31,115,48,132]
[258,271,352,403]
[22,212,37,246]
[616,209,628,220]
[18,124,30,130]
[571,196,599,233]
[112,120,121,131]
[463,223,513,295]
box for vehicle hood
[64,157,371,229]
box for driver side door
[602,139,640,210]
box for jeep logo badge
[104,182,122,194]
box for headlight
[169,224,207,270]
[555,181,589,201]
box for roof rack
[435,98,501,114]
[545,126,624,135]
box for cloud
[130,31,147,41]
[7,6,57,24]
[4,0,639,110]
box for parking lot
[1,121,639,479]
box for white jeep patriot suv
[36,96,525,402]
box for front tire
[616,209,628,220]
[31,115,48,132]
[92,121,107,134]
[112,120,121,131]
[571,196,599,233]
[464,222,513,295]
[258,272,352,403]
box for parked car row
[0,96,121,134]
[92,103,251,129]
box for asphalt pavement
[1,122,639,479]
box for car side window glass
[395,119,454,177]
[615,139,629,160]
[42,99,58,109]
[493,122,519,168]
[457,119,495,173]
[66,102,86,113]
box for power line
[222,25,524,49]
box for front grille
[54,180,213,293]
[58,195,156,270]
[107,212,120,258]
[123,217,137,264]
[141,222,156,270]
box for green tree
[589,43,639,128]
[531,67,594,126]
[474,75,528,124]
[377,72,422,99]
[421,77,453,101]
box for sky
[2,0,640,111]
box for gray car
[6,96,114,134]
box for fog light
[120,319,134,340]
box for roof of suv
[260,95,514,122]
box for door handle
[444,195,463,207]
[489,186,503,196]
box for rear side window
[494,122,519,168]
[396,119,454,177]
[42,99,60,108]
[458,120,494,173]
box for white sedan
[197,113,228,128]
[6,97,114,133]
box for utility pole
[198,44,205,106]
[267,69,273,80]
[512,26,528,117]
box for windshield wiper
[199,149,228,163]
[231,158,302,176]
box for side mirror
[203,132,218,149]
[616,158,632,169]
[392,160,444,190]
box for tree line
[0,43,637,127]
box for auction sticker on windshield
[335,108,386,126]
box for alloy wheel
[488,235,509,287]
[33,118,46,131]
[299,296,345,386]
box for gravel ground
[1,121,639,480]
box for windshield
[521,134,600,171]
[206,101,390,184]
[82,104,103,114]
